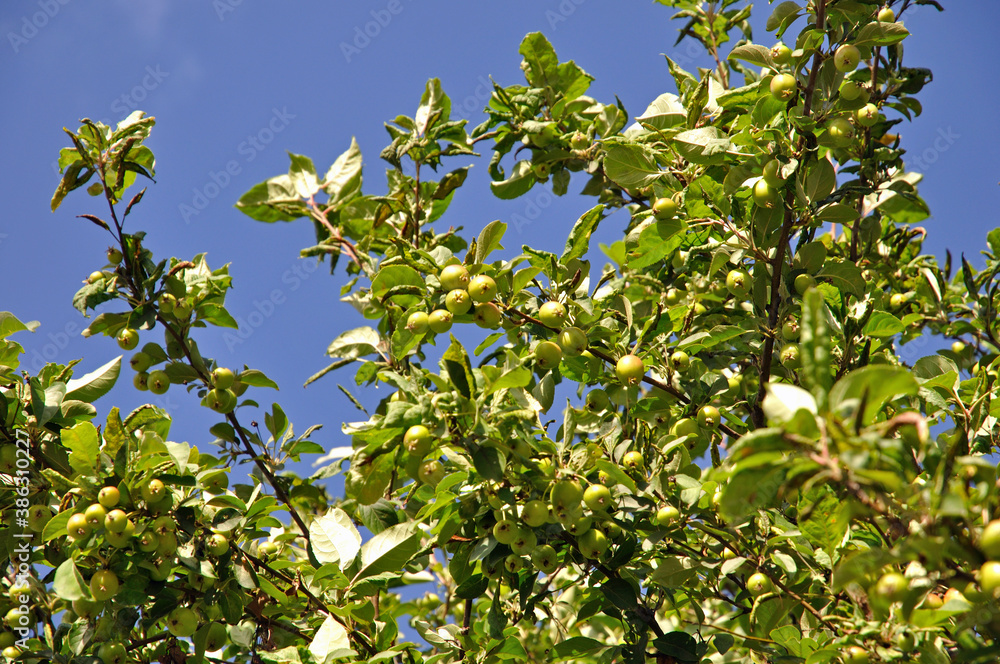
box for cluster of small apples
[118,327,244,413]
[519,121,595,184]
[405,263,500,336]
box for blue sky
[1,1,998,481]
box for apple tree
[7,0,1000,663]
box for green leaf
[486,367,532,396]
[862,311,905,338]
[53,558,89,601]
[829,366,919,425]
[356,523,421,582]
[442,335,475,400]
[817,259,865,298]
[238,369,279,390]
[371,265,424,308]
[234,175,305,222]
[601,577,637,610]
[287,152,319,198]
[561,204,605,263]
[61,421,100,477]
[323,137,363,205]
[804,157,836,203]
[603,143,661,189]
[199,303,239,329]
[634,93,687,131]
[416,77,451,134]
[814,203,859,224]
[0,312,38,340]
[854,20,909,47]
[728,44,776,69]
[309,508,362,570]
[799,289,832,411]
[64,355,121,403]
[766,2,803,35]
[762,383,817,424]
[651,631,700,662]
[308,616,354,662]
[798,486,849,563]
[326,327,382,361]
[551,637,605,661]
[476,220,507,264]
[672,127,732,165]
[490,160,536,200]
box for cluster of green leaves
[6,1,1000,663]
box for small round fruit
[753,179,779,208]
[952,340,967,354]
[570,132,589,150]
[165,339,184,359]
[622,450,644,471]
[439,264,470,292]
[90,570,120,601]
[147,370,170,395]
[671,417,700,439]
[82,503,106,530]
[793,273,817,295]
[652,197,678,220]
[551,479,584,511]
[468,275,498,303]
[579,528,609,559]
[258,541,279,556]
[404,311,429,334]
[698,405,721,430]
[834,44,861,72]
[212,366,235,390]
[445,289,472,315]
[98,486,120,508]
[769,73,797,101]
[88,271,105,284]
[875,572,909,602]
[72,598,102,621]
[67,513,92,541]
[166,607,198,638]
[980,561,1000,595]
[585,389,610,412]
[106,519,135,548]
[106,247,124,264]
[26,504,52,533]
[654,505,680,527]
[206,388,236,414]
[492,519,517,545]
[839,80,862,101]
[856,103,879,127]
[133,372,149,391]
[781,317,800,341]
[843,646,869,664]
[537,301,567,328]
[583,484,613,512]
[981,520,1000,558]
[522,500,549,528]
[770,42,791,64]
[129,352,153,373]
[922,593,943,609]
[780,344,802,369]
[510,527,537,555]
[534,341,563,370]
[889,292,905,308]
[142,478,166,504]
[98,642,127,664]
[725,269,751,298]
[117,328,139,350]
[533,162,550,179]
[418,459,446,486]
[104,509,128,533]
[826,117,856,146]
[557,327,588,356]
[762,159,785,188]
[474,303,503,329]
[615,354,644,385]
[203,471,229,493]
[403,425,434,457]
[531,544,559,574]
[877,6,895,22]
[205,621,228,651]
[669,350,690,371]
[746,572,773,596]
[137,531,159,553]
[428,309,454,334]
[157,531,179,557]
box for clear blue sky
[1,1,997,480]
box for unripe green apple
[622,450,644,471]
[654,505,680,527]
[166,339,184,359]
[533,162,550,180]
[439,264,470,292]
[981,520,1000,558]
[166,607,198,638]
[117,328,139,350]
[952,340,966,354]
[204,621,228,651]
[671,417,700,439]
[148,369,170,395]
[652,197,678,219]
[583,484,613,512]
[98,486,120,508]
[725,268,751,298]
[980,561,1000,596]
[746,572,773,596]
[98,642,127,664]
[793,273,817,295]
[212,366,235,390]
[403,425,434,457]
[445,289,472,315]
[878,6,895,22]
[698,405,721,430]
[781,317,800,341]
[104,509,128,533]
[843,646,869,664]
[557,327,588,356]
[769,73,797,101]
[570,132,589,150]
[579,528,609,559]
[90,570,120,601]
[780,344,801,369]
[531,544,559,574]
[551,479,584,512]
[522,500,549,528]
[770,42,791,64]
[753,179,779,208]
[615,354,644,385]
[142,478,166,503]
[493,519,518,545]
[856,103,879,127]
[534,341,563,370]
[137,530,159,552]
[826,117,856,146]
[537,301,567,328]
[665,288,684,305]
[88,271,105,285]
[106,247,124,264]
[418,459,446,486]
[839,80,862,101]
[468,275,498,303]
[585,389,610,412]
[510,526,537,555]
[129,352,153,373]
[428,309,453,334]
[834,44,861,72]
[206,388,237,413]
[669,350,690,371]
[105,519,135,547]
[474,303,503,329]
[875,572,909,602]
[26,505,52,533]
[67,513,92,541]
[406,311,430,333]
[72,598,102,621]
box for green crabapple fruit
[583,484,613,512]
[474,303,503,329]
[67,513,92,541]
[166,607,199,638]
[843,646,869,664]
[725,268,751,298]
[88,271,105,284]
[698,405,721,430]
[98,486,120,508]
[579,528,609,559]
[834,44,861,72]
[875,572,909,602]
[26,505,52,532]
[793,273,817,295]
[557,327,588,356]
[428,309,453,334]
[981,520,1000,558]
[753,179,779,208]
[98,642,127,664]
[142,478,166,503]
[746,572,773,596]
[148,369,170,395]
[129,352,153,373]
[839,80,862,101]
[551,479,584,511]
[522,500,549,528]
[212,366,235,390]
[106,247,123,264]
[206,388,236,413]
[439,264,470,292]
[585,389,610,412]
[770,42,791,64]
[130,372,146,390]
[825,117,856,146]
[654,505,680,526]
[84,503,107,529]
[468,275,498,303]
[105,520,135,547]
[762,159,785,188]
[90,570,120,601]
[405,310,430,333]
[856,103,879,127]
[781,317,800,341]
[104,509,128,533]
[534,341,563,370]
[878,7,895,22]
[445,289,472,315]
[403,425,434,457]
[531,544,559,574]
[652,197,678,219]
[622,450,644,470]
[117,328,139,350]
[780,344,802,369]
[980,561,1000,595]
[615,354,644,385]
[669,350,690,371]
[418,459,446,485]
[537,301,567,328]
[769,73,797,101]
[510,527,537,555]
